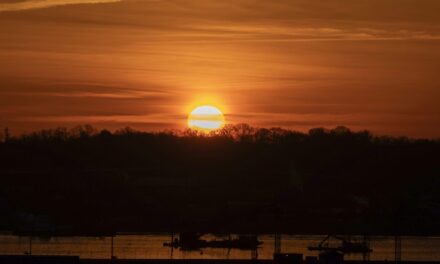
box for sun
[188,105,225,132]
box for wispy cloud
[1,0,439,137]
[21,113,183,126]
[187,25,440,42]
[0,0,122,12]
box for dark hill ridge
[0,125,439,235]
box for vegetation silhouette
[0,124,439,235]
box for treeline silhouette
[0,124,439,235]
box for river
[1,234,439,261]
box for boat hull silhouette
[164,233,262,250]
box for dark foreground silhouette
[0,124,439,235]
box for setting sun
[188,105,225,132]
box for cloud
[0,0,122,12]
[187,25,440,42]
[1,0,439,138]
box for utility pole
[251,234,259,260]
[251,248,258,260]
[362,235,371,261]
[29,236,32,256]
[395,205,402,263]
[395,235,401,263]
[274,233,281,254]
[110,235,115,260]
[170,232,174,259]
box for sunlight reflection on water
[0,234,439,261]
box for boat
[308,235,372,254]
[210,235,263,249]
[163,233,263,251]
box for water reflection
[0,234,439,261]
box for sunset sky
[1,0,439,137]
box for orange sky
[1,0,439,137]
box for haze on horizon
[0,0,439,138]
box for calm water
[1,234,440,261]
